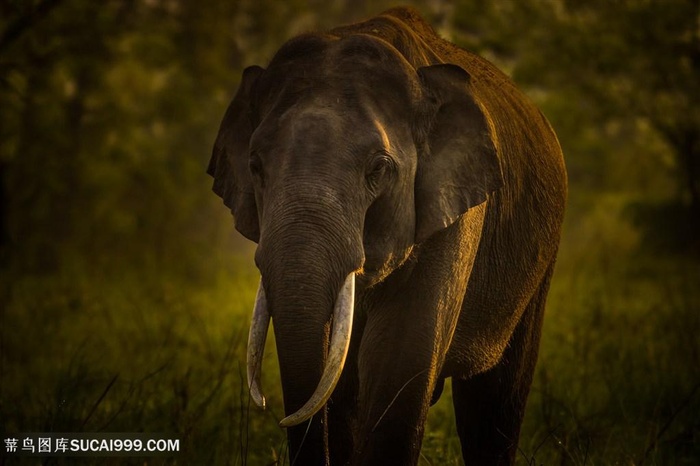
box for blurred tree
[452,0,699,224]
[21,0,697,274]
[0,0,438,274]
[0,0,250,274]
[1,0,139,269]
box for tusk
[247,280,269,409]
[279,273,355,428]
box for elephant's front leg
[352,207,485,465]
[327,315,365,466]
[352,304,444,466]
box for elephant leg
[328,321,364,466]
[452,266,553,466]
[352,310,442,466]
[327,376,356,465]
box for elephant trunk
[246,191,363,436]
[246,273,355,426]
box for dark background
[1,0,698,464]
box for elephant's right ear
[413,64,502,243]
[208,65,265,243]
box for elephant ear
[414,64,503,243]
[208,65,265,242]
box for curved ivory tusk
[279,273,355,428]
[247,280,269,409]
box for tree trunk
[676,129,700,225]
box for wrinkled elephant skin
[208,7,567,466]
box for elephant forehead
[258,36,417,118]
[250,91,412,167]
[266,32,414,83]
[281,105,387,153]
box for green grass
[514,196,700,466]
[1,251,274,465]
[1,197,698,465]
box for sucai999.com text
[2,433,179,457]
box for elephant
[208,6,567,466]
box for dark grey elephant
[208,7,567,466]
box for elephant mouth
[246,272,356,427]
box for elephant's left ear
[208,65,265,242]
[414,64,503,243]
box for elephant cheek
[362,195,415,284]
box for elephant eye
[365,153,395,191]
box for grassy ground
[1,194,698,465]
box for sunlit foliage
[1,1,698,464]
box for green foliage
[1,0,698,464]
[517,194,700,465]
[452,0,700,221]
[1,249,266,465]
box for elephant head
[208,32,502,447]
